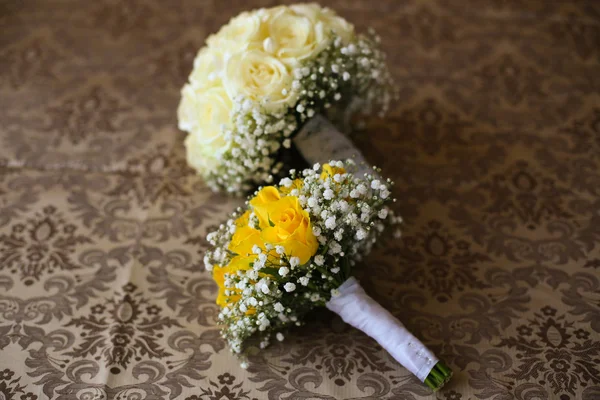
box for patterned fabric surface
[1,1,599,399]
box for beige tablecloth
[1,1,599,399]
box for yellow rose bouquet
[205,161,452,391]
[178,3,394,194]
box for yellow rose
[213,256,249,307]
[229,212,264,256]
[256,196,318,264]
[235,210,252,226]
[280,178,304,195]
[208,11,266,55]
[249,186,281,228]
[214,256,255,314]
[265,6,330,66]
[189,47,225,89]
[224,50,293,112]
[320,164,346,180]
[251,186,281,206]
[178,85,232,174]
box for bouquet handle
[293,115,375,178]
[326,278,452,391]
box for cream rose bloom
[178,84,233,173]
[264,6,330,66]
[207,11,266,55]
[224,50,293,111]
[319,7,354,44]
[290,4,354,45]
[289,3,322,23]
[189,47,225,89]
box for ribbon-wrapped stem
[326,278,452,391]
[293,115,376,178]
[295,117,452,390]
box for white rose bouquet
[178,3,394,194]
[204,161,453,391]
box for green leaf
[260,267,280,277]
[267,214,275,227]
[341,257,351,280]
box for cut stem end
[424,361,452,392]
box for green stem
[424,361,452,392]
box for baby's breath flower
[280,178,293,187]
[328,242,342,254]
[284,282,296,292]
[299,276,310,286]
[334,229,344,241]
[325,216,337,229]
[203,255,213,271]
[356,229,367,240]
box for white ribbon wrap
[295,116,436,380]
[293,115,375,178]
[326,278,439,382]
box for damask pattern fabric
[1,1,599,399]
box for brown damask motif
[144,246,220,326]
[0,33,65,90]
[377,219,491,302]
[1,0,600,399]
[65,283,181,371]
[280,321,395,386]
[0,368,38,400]
[0,205,93,284]
[184,373,252,400]
[449,160,598,264]
[499,307,600,396]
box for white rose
[189,47,225,89]
[207,11,265,56]
[177,84,197,132]
[265,6,330,66]
[289,3,322,22]
[224,50,293,111]
[178,85,232,173]
[184,133,218,175]
[319,8,355,44]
